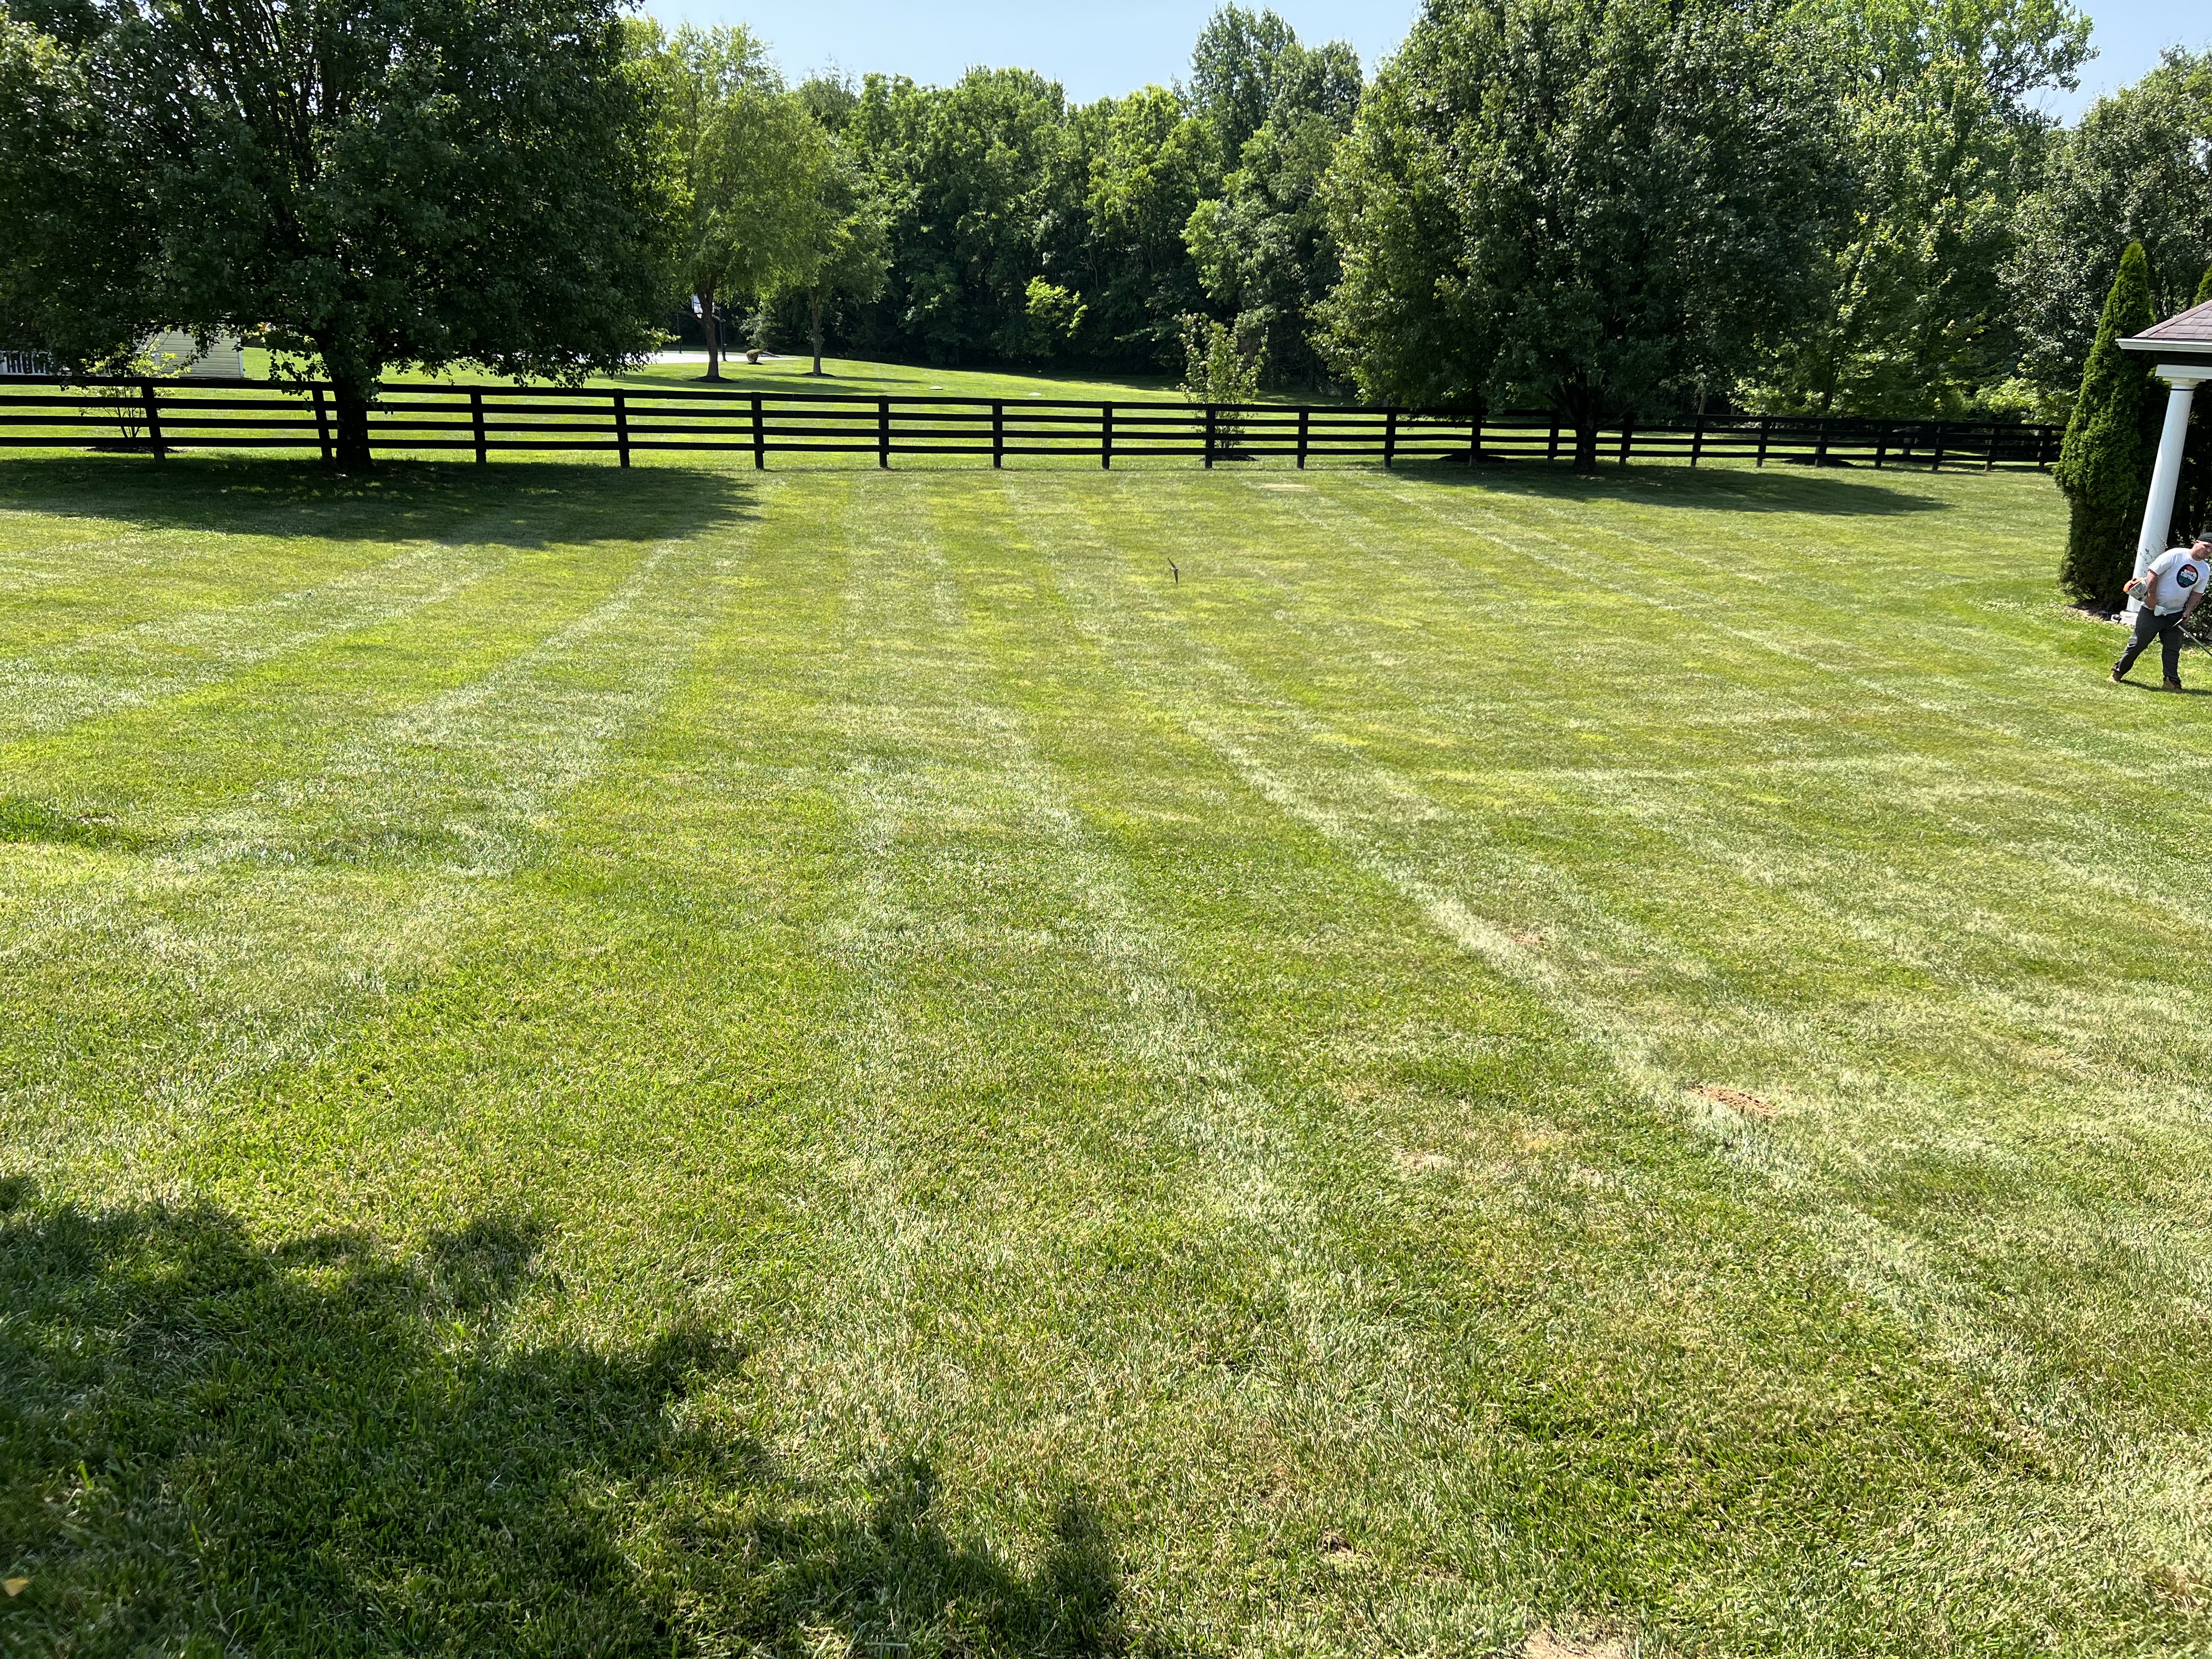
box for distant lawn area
[239,344,1214,403]
[5,448,2209,1658]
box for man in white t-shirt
[2113,536,2212,690]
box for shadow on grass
[0,455,758,549]
[1401,455,1956,517]
[0,1180,1137,1657]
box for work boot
[2111,667,2128,682]
[2164,678,2186,693]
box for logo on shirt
[2182,565,2204,589]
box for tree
[0,0,673,465]
[2005,50,2212,403]
[641,25,820,381]
[1182,10,1361,391]
[1187,5,1359,163]
[840,69,1072,365]
[1075,86,1219,363]
[1184,100,1358,387]
[1319,0,1851,469]
[0,17,144,365]
[776,134,890,376]
[2053,243,2159,608]
[1746,0,2089,418]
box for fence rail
[0,376,2058,472]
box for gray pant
[2116,608,2187,683]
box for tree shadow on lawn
[0,1177,1135,1658]
[0,456,759,550]
[1408,456,1956,518]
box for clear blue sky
[640,1,2206,123]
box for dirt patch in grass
[1690,1084,1778,1119]
[1397,1149,1455,1173]
[1523,1628,1630,1659]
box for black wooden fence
[0,376,2058,472]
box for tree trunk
[702,284,721,382]
[1573,421,1600,473]
[810,291,825,377]
[331,378,374,470]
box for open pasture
[2,452,2208,1657]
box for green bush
[2054,243,2159,608]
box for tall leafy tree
[842,69,1070,364]
[2005,49,2212,403]
[1074,86,1218,362]
[1182,9,1361,390]
[640,25,819,380]
[0,17,143,365]
[2053,242,2159,607]
[776,134,890,376]
[1749,0,2090,417]
[0,0,674,464]
[1186,111,1347,389]
[1187,5,1359,162]
[1319,0,1850,467]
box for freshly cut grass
[1,450,2208,1658]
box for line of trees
[0,0,2208,480]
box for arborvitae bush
[2055,243,2159,608]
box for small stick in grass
[1168,558,1180,585]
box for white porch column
[2129,364,2212,611]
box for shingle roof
[2123,298,2212,351]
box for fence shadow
[0,1180,1144,1657]
[0,455,759,549]
[1411,455,1958,518]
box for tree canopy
[1,0,2202,453]
[0,0,673,461]
[2006,49,2212,400]
[1318,0,1851,466]
[1746,0,2089,419]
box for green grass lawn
[239,345,1208,403]
[2,448,2207,1658]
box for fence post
[1756,417,1770,468]
[1930,424,1945,472]
[877,399,890,469]
[1204,405,1217,469]
[312,387,331,463]
[140,381,165,461]
[613,391,630,469]
[1618,415,1633,467]
[470,390,487,464]
[1548,419,1560,464]
[1101,402,1113,470]
[1984,424,1997,471]
[1874,426,1887,470]
[751,394,765,470]
[1383,408,1397,469]
[992,400,1004,469]
[1297,406,1310,470]
[1690,412,1705,468]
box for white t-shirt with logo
[2146,547,2211,614]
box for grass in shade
[1,444,2207,1659]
